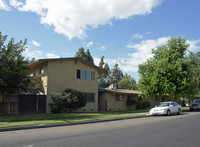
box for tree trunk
[2,92,5,114]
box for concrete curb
[0,115,151,132]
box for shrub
[50,89,87,113]
[50,92,63,113]
[142,102,151,109]
[126,97,137,110]
[136,101,143,110]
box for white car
[149,101,182,116]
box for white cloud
[187,40,200,52]
[131,34,144,39]
[30,40,41,47]
[46,53,60,58]
[9,0,23,7]
[23,46,59,59]
[10,0,163,40]
[96,44,106,52]
[0,0,10,10]
[86,42,93,48]
[122,37,170,72]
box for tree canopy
[118,73,137,90]
[0,32,31,99]
[75,47,94,64]
[138,37,197,100]
[98,56,111,88]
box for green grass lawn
[0,108,189,129]
[0,109,149,128]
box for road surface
[0,112,200,147]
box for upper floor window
[39,67,44,75]
[77,69,95,80]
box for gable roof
[29,57,105,74]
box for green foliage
[98,56,111,88]
[136,102,143,110]
[189,52,200,96]
[138,37,197,100]
[75,47,94,64]
[110,63,123,84]
[126,96,137,110]
[118,73,137,90]
[142,102,151,109]
[50,89,87,113]
[50,92,63,113]
[0,31,31,99]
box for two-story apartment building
[29,57,104,113]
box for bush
[50,92,63,113]
[142,102,151,109]
[50,89,87,113]
[136,101,143,110]
[126,97,137,107]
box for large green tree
[75,47,94,64]
[98,56,111,88]
[118,73,137,90]
[0,32,31,112]
[189,52,200,94]
[138,37,197,100]
[110,63,123,84]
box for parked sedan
[189,99,200,111]
[150,101,182,116]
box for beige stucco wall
[45,59,99,113]
[41,76,48,94]
[106,93,136,111]
[98,92,162,111]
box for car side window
[173,102,178,106]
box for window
[39,67,44,75]
[84,93,95,102]
[115,95,123,101]
[77,69,95,80]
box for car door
[172,102,179,113]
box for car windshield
[157,103,170,107]
[193,99,200,103]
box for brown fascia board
[104,88,141,95]
[29,57,105,74]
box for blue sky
[1,0,200,81]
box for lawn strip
[0,112,148,128]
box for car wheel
[177,109,181,115]
[166,110,170,116]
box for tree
[118,73,137,90]
[0,32,31,112]
[110,63,123,84]
[98,56,111,88]
[189,52,200,94]
[75,47,94,64]
[50,89,87,113]
[138,37,197,101]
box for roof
[100,88,141,95]
[29,57,105,74]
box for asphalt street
[0,112,200,147]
